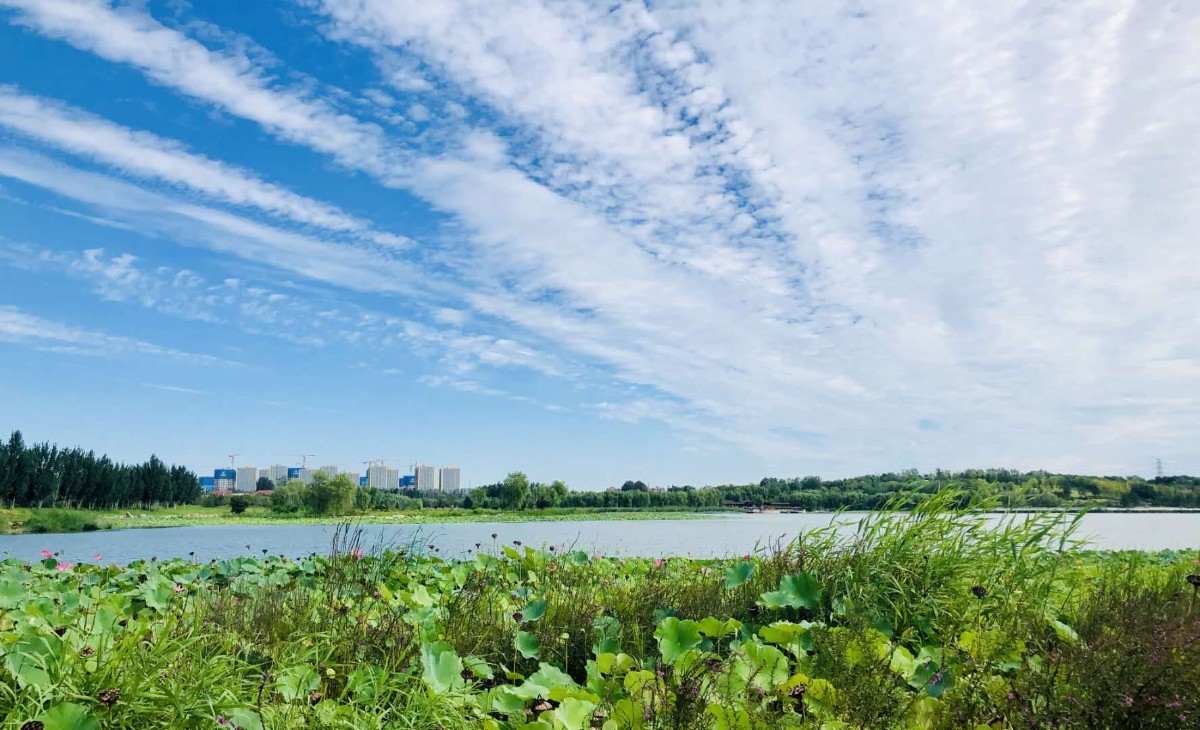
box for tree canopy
[0,430,199,508]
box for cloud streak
[3,0,1199,476]
[0,85,409,247]
[0,304,233,365]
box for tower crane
[228,453,241,468]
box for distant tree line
[715,468,1200,510]
[334,468,1200,513]
[0,430,199,509]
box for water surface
[2,512,1197,565]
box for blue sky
[1,1,1197,487]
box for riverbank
[4,506,1197,729]
[0,505,721,535]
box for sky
[0,1,1197,488]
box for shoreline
[4,504,1200,536]
[0,507,722,535]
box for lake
[2,512,1198,564]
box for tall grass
[21,507,105,533]
[2,498,1196,729]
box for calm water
[1,512,1198,565]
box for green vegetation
[6,429,1200,522]
[19,508,106,534]
[0,430,198,509]
[0,504,713,534]
[3,499,1198,728]
[725,470,1200,510]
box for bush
[270,480,307,513]
[199,493,229,508]
[23,509,103,533]
[229,496,249,515]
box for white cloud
[0,304,232,365]
[0,0,407,182]
[5,0,1200,476]
[0,147,428,296]
[0,85,410,248]
[141,382,205,394]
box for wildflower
[970,585,988,599]
[1006,692,1015,701]
[352,548,364,560]
[592,553,601,560]
[20,722,44,730]
[55,563,74,572]
[309,691,323,705]
[97,688,121,707]
[41,550,52,559]
[174,584,185,593]
[927,671,942,687]
[217,717,228,726]
[654,558,665,568]
[81,646,96,657]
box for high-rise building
[343,471,360,486]
[439,466,461,492]
[268,464,289,484]
[319,464,338,478]
[367,464,391,490]
[298,468,315,485]
[385,467,401,490]
[235,466,258,493]
[214,468,235,491]
[258,468,269,483]
[415,465,437,491]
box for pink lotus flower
[592,553,602,561]
[654,558,665,568]
[56,563,74,571]
[41,550,53,559]
[173,584,185,593]
[94,554,102,561]
[352,549,364,560]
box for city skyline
[205,459,464,493]
[1,2,1198,485]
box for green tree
[270,480,307,513]
[304,472,357,516]
[256,476,274,492]
[229,495,249,514]
[500,472,530,510]
[465,486,489,509]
